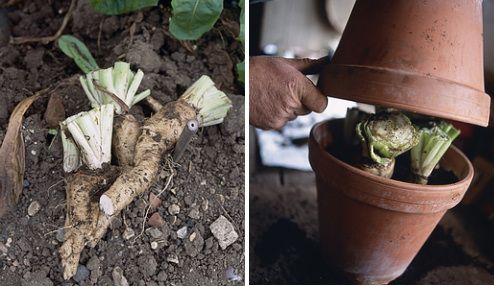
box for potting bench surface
[249,169,494,285]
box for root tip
[99,195,114,216]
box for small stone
[123,228,135,240]
[55,228,65,242]
[209,215,239,250]
[166,254,179,264]
[156,270,167,282]
[150,241,158,250]
[176,226,188,239]
[138,255,157,277]
[145,227,163,239]
[184,195,193,206]
[168,204,180,215]
[112,266,129,286]
[225,266,242,282]
[149,193,162,209]
[148,212,164,227]
[73,265,90,283]
[6,237,12,247]
[188,208,200,220]
[189,232,196,242]
[0,242,7,254]
[201,200,209,211]
[204,237,214,249]
[27,201,41,216]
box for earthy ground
[249,169,494,285]
[0,1,244,285]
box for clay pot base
[318,64,491,126]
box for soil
[0,1,244,285]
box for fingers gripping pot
[308,119,473,284]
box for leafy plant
[58,35,99,74]
[169,0,223,40]
[89,0,158,15]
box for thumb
[299,77,328,113]
[284,56,330,75]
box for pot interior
[311,119,473,190]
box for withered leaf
[44,93,66,128]
[0,95,39,217]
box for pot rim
[318,64,491,127]
[310,119,474,197]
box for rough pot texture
[318,0,490,126]
[308,119,474,284]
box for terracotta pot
[318,0,491,127]
[308,119,474,284]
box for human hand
[249,56,329,130]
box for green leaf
[89,0,158,15]
[57,35,99,74]
[236,61,244,83]
[169,0,223,40]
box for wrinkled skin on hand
[249,56,329,130]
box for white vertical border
[243,0,250,284]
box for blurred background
[249,0,494,284]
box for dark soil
[0,1,244,285]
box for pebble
[188,208,200,220]
[55,228,65,242]
[73,265,90,283]
[27,201,41,216]
[112,266,129,286]
[201,200,209,211]
[122,228,135,240]
[145,227,163,239]
[176,226,188,239]
[189,232,196,241]
[151,241,158,250]
[0,242,7,254]
[149,193,162,209]
[148,212,165,227]
[204,237,214,250]
[156,270,168,282]
[166,254,179,264]
[225,266,242,282]
[168,204,180,215]
[209,215,239,250]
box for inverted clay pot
[318,0,491,127]
[308,119,474,284]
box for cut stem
[61,104,114,171]
[410,121,460,184]
[179,75,232,127]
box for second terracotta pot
[308,119,474,284]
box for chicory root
[59,171,111,280]
[112,114,141,166]
[99,75,232,216]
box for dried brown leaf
[0,95,39,216]
[44,93,66,128]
